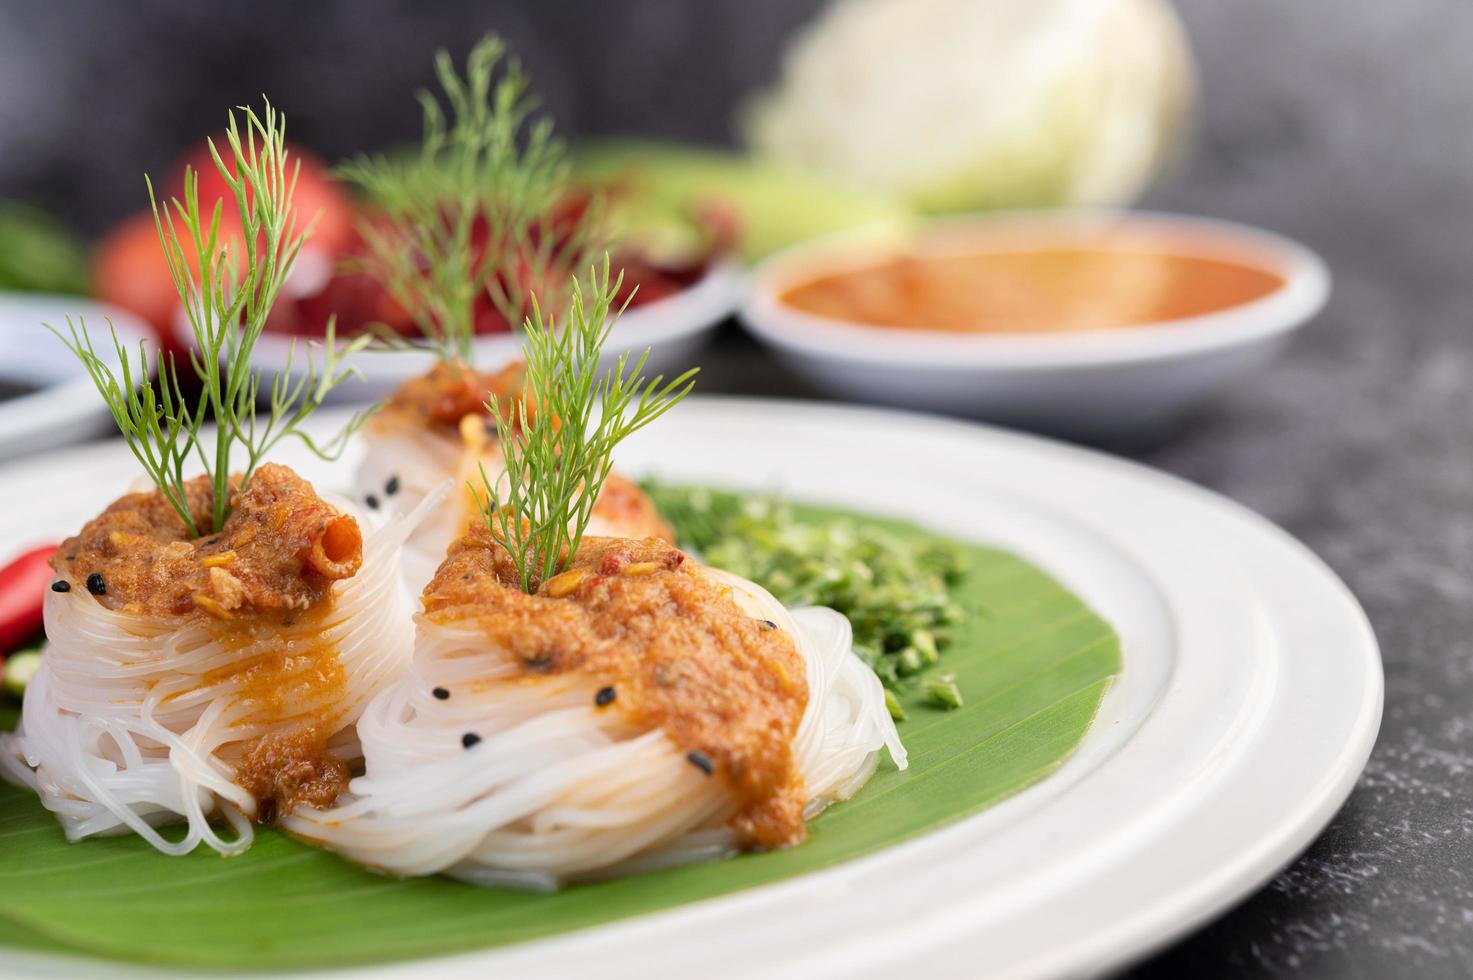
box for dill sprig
[476,258,697,593]
[48,102,370,537]
[339,34,600,364]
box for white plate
[240,258,747,404]
[740,211,1331,443]
[0,398,1380,980]
[0,294,154,461]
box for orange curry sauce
[779,227,1286,334]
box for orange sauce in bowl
[778,227,1287,334]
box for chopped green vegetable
[644,483,967,702]
[3,648,41,699]
[896,646,922,677]
[883,688,907,723]
[924,673,964,711]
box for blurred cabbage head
[744,0,1196,213]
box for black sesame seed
[595,686,616,707]
[385,475,401,496]
[432,687,450,701]
[365,494,380,510]
[86,573,106,596]
[686,751,714,776]
[461,732,482,749]
[50,580,70,593]
[522,653,553,673]
[758,619,777,630]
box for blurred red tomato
[266,224,415,339]
[169,143,354,256]
[90,146,725,352]
[0,544,57,656]
[93,142,355,346]
[91,212,178,338]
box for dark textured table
[1132,5,1470,975]
[3,0,1467,975]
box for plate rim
[241,255,747,384]
[0,293,155,458]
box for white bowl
[0,293,154,462]
[241,257,747,405]
[740,211,1331,442]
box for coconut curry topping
[194,533,354,822]
[380,358,526,430]
[235,725,351,823]
[51,463,361,620]
[422,527,810,849]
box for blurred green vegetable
[0,202,89,294]
[574,139,912,261]
[3,648,41,699]
[744,0,1195,213]
[599,190,727,270]
[644,482,967,711]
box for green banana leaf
[0,501,1120,970]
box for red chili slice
[0,544,59,655]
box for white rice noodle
[283,569,905,890]
[357,423,665,594]
[0,491,441,857]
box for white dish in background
[0,398,1380,979]
[0,293,154,461]
[740,211,1331,443]
[239,257,746,404]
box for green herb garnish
[339,34,599,363]
[642,483,968,714]
[476,259,696,593]
[49,102,369,537]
